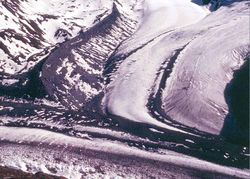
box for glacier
[0,0,249,178]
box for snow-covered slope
[0,0,113,76]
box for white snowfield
[104,0,249,134]
[123,0,209,47]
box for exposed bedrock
[0,47,54,99]
[41,4,138,111]
[196,0,244,10]
[221,59,249,146]
[0,59,47,99]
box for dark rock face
[221,59,249,146]
[202,0,211,4]
[0,59,48,99]
[200,0,248,10]
[54,29,72,41]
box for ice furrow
[146,42,209,136]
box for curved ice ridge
[104,0,210,133]
[104,0,249,135]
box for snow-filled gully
[0,0,249,178]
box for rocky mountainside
[0,0,141,89]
